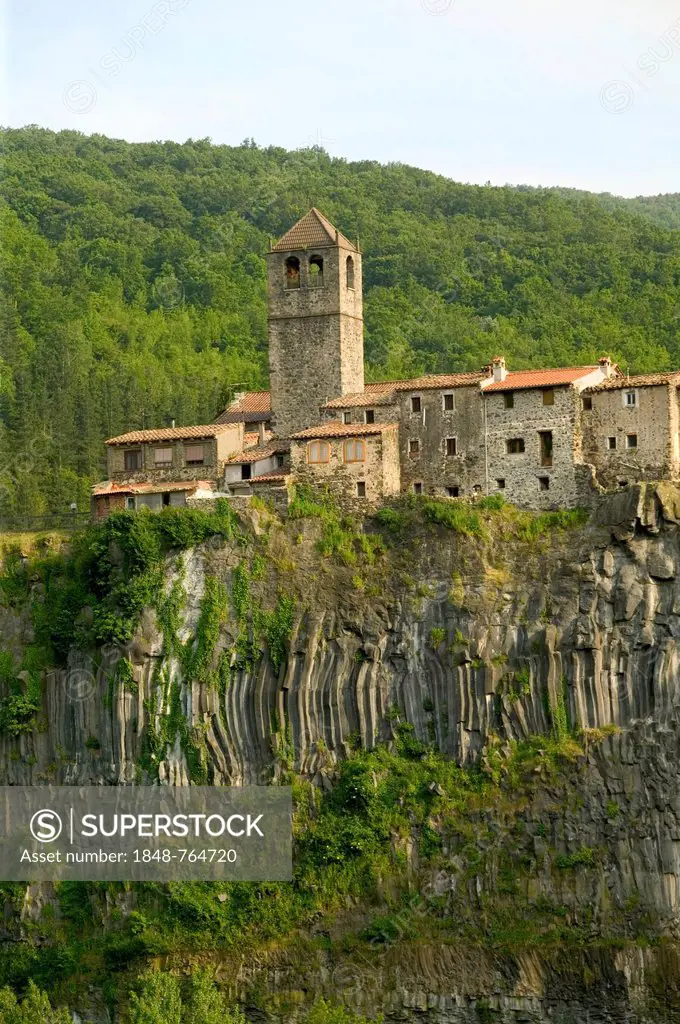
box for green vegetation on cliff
[2,127,680,514]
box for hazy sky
[4,0,680,197]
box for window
[343,411,352,424]
[504,393,514,409]
[185,445,205,465]
[506,438,525,454]
[125,497,135,510]
[124,449,142,471]
[162,492,171,507]
[627,434,638,449]
[409,439,420,457]
[496,478,506,490]
[624,390,637,408]
[309,255,324,288]
[539,431,553,467]
[154,447,173,466]
[607,436,617,451]
[446,437,457,457]
[356,481,366,498]
[413,482,423,495]
[582,395,593,411]
[284,256,300,289]
[618,479,629,489]
[411,395,422,414]
[364,409,375,424]
[241,464,252,480]
[443,393,454,411]
[542,388,555,406]
[276,454,285,468]
[307,441,330,464]
[343,438,366,463]
[346,255,355,290]
[539,477,550,491]
[446,486,460,498]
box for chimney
[491,355,507,384]
[598,356,613,378]
[171,419,176,428]
[258,420,266,446]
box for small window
[443,393,454,411]
[618,479,629,489]
[308,441,330,464]
[542,388,555,406]
[241,464,252,481]
[411,396,422,414]
[285,256,300,289]
[496,478,506,490]
[446,437,457,457]
[124,449,142,471]
[125,497,135,510]
[627,434,638,449]
[162,492,172,506]
[154,447,173,465]
[342,411,351,425]
[346,255,355,290]
[582,395,593,411]
[185,445,205,465]
[539,430,553,467]
[539,477,550,491]
[504,393,514,409]
[446,486,460,498]
[309,255,324,288]
[413,482,423,495]
[344,438,366,463]
[506,438,525,454]
[364,409,375,424]
[624,390,637,408]
[356,481,366,498]
[409,439,420,457]
[607,436,617,451]
[276,454,285,468]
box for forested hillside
[1,126,679,514]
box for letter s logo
[30,809,62,843]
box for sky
[3,0,680,197]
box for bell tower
[266,209,364,437]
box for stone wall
[290,429,398,512]
[106,436,226,484]
[92,493,126,520]
[582,383,679,489]
[267,242,364,438]
[485,385,582,509]
[397,386,486,496]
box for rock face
[5,484,680,1020]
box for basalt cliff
[2,487,680,1022]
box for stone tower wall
[267,242,364,437]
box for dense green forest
[1,126,679,515]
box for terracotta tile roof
[271,209,356,252]
[106,424,235,445]
[583,372,680,393]
[322,373,486,410]
[291,421,399,440]
[92,480,209,496]
[215,391,271,424]
[482,366,601,393]
[226,441,290,464]
[250,472,292,484]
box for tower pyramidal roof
[271,208,357,252]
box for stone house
[289,422,400,511]
[93,423,242,518]
[580,373,680,489]
[215,390,271,435]
[223,436,290,497]
[482,357,615,509]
